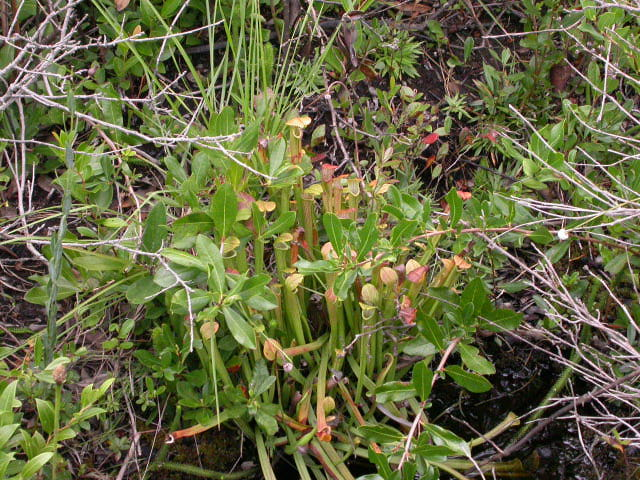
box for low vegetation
[1,0,639,479]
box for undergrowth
[0,0,639,479]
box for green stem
[151,461,257,479]
[51,382,61,480]
[255,429,277,480]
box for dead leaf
[399,296,417,325]
[550,63,572,92]
[115,0,130,11]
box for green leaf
[323,213,344,255]
[72,253,129,271]
[211,184,238,239]
[35,400,54,435]
[334,269,357,300]
[460,278,488,317]
[0,381,18,411]
[0,424,19,450]
[250,361,276,397]
[126,276,164,305]
[245,290,278,311]
[481,309,523,331]
[295,259,338,274]
[20,452,54,479]
[357,213,379,262]
[529,227,554,245]
[545,240,571,263]
[170,289,211,315]
[255,409,279,436]
[262,211,296,238]
[419,315,446,351]
[412,441,456,461]
[160,0,182,18]
[358,425,405,444]
[390,219,417,247]
[412,361,434,402]
[195,235,226,293]
[367,450,392,478]
[457,344,495,375]
[373,382,417,403]
[235,274,271,300]
[142,202,168,252]
[222,307,256,349]
[422,424,470,457]
[162,248,206,270]
[445,365,492,393]
[445,188,462,228]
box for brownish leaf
[115,0,130,11]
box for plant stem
[151,461,257,479]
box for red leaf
[483,130,498,143]
[407,265,429,283]
[422,133,439,145]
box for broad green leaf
[195,235,225,293]
[368,447,393,478]
[529,227,554,245]
[231,275,270,301]
[262,211,296,238]
[190,152,211,187]
[418,314,446,351]
[445,188,462,228]
[481,309,523,331]
[170,289,211,315]
[211,184,238,239]
[126,276,164,305]
[35,399,54,435]
[373,382,416,403]
[390,219,417,247]
[55,428,77,442]
[72,253,129,271]
[222,307,256,349]
[358,425,405,444]
[160,0,182,18]
[255,409,279,436]
[0,381,18,411]
[461,278,488,317]
[162,248,206,270]
[172,212,215,249]
[356,213,379,262]
[250,361,276,397]
[412,361,434,402]
[334,269,357,300]
[401,337,438,357]
[295,259,338,274]
[20,452,54,479]
[457,344,496,375]
[0,424,19,450]
[234,122,260,153]
[445,365,492,393]
[545,240,571,263]
[412,441,456,461]
[422,424,470,457]
[142,202,168,252]
[323,213,344,255]
[246,295,278,311]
